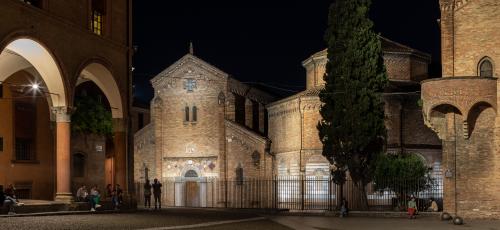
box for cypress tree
[318,0,388,210]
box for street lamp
[31,83,40,90]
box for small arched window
[218,92,225,105]
[192,106,197,122]
[73,153,85,178]
[184,106,190,122]
[479,58,493,77]
[236,164,244,185]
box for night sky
[132,0,441,103]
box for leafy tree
[318,0,388,210]
[71,95,113,137]
[374,153,432,210]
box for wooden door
[186,181,200,207]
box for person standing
[143,179,152,209]
[408,195,417,219]
[152,178,162,210]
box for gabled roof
[380,37,431,60]
[303,36,431,65]
[150,53,229,87]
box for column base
[55,193,74,203]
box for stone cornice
[267,99,300,117]
[134,123,153,139]
[440,0,472,12]
[228,78,276,105]
[302,49,328,70]
[225,120,269,146]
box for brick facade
[421,0,500,219]
[0,0,131,200]
[268,38,441,180]
[134,54,274,184]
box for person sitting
[5,184,21,204]
[106,184,113,200]
[428,198,439,212]
[89,185,102,212]
[340,198,349,217]
[112,184,123,210]
[76,185,88,202]
[1,185,23,215]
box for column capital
[51,106,73,123]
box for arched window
[192,106,197,122]
[73,153,85,178]
[184,106,190,122]
[236,164,244,185]
[479,58,493,77]
[218,92,225,105]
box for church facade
[134,53,275,206]
[135,37,443,209]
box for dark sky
[132,0,441,103]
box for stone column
[245,98,253,129]
[113,118,127,191]
[52,107,73,202]
[258,103,265,134]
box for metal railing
[135,176,443,211]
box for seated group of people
[75,184,123,212]
[407,196,439,219]
[0,184,24,215]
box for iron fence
[135,176,442,211]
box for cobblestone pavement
[270,216,500,230]
[0,209,282,230]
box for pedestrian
[152,178,162,210]
[340,198,349,217]
[76,185,88,202]
[143,179,152,209]
[408,195,417,219]
[89,185,102,212]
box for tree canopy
[71,95,113,137]
[318,0,388,209]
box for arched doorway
[0,38,67,201]
[74,61,124,194]
[174,167,207,207]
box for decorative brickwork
[268,39,441,180]
[135,54,274,186]
[422,0,500,219]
